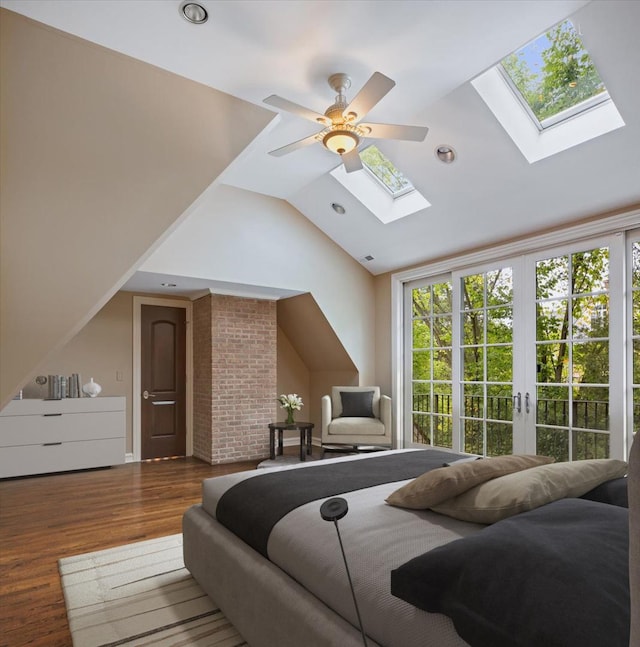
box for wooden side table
[268,421,314,461]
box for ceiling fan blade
[342,148,363,173]
[343,72,395,122]
[263,95,330,125]
[267,132,321,157]
[359,122,429,142]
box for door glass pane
[487,307,513,342]
[460,266,514,456]
[487,423,513,456]
[572,430,609,460]
[537,343,569,383]
[412,351,430,380]
[535,246,610,461]
[573,341,609,384]
[487,385,514,421]
[536,385,570,426]
[463,311,484,345]
[487,346,513,382]
[463,347,483,381]
[537,299,568,341]
[573,294,609,339]
[537,427,569,462]
[411,281,453,448]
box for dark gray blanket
[391,498,630,647]
[216,449,461,557]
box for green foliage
[501,21,606,123]
[360,145,412,194]
[411,247,616,461]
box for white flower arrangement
[277,393,303,412]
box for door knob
[142,390,156,399]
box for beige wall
[277,327,311,443]
[374,273,394,396]
[0,9,275,406]
[21,292,135,452]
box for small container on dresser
[0,397,126,478]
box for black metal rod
[333,519,368,647]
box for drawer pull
[43,413,63,417]
[42,442,63,446]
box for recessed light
[180,2,208,24]
[435,145,456,164]
[161,282,177,288]
[331,203,346,214]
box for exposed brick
[192,294,276,464]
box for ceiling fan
[264,72,428,173]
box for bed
[182,447,632,647]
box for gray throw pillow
[340,390,374,417]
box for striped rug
[58,534,247,647]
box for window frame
[391,211,640,459]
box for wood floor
[0,455,263,647]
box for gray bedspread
[203,449,478,647]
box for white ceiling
[3,0,640,284]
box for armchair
[321,386,392,453]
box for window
[408,279,453,448]
[395,213,639,462]
[500,20,609,130]
[330,146,430,224]
[631,236,640,436]
[360,145,414,197]
[471,20,624,163]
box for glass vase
[286,409,295,424]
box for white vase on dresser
[0,397,126,478]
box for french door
[405,232,628,461]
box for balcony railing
[411,392,632,460]
[412,393,611,429]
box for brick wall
[192,295,213,462]
[193,293,276,464]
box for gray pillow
[340,390,374,417]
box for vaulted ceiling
[3,0,639,277]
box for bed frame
[183,504,384,647]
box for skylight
[330,146,429,224]
[471,19,624,163]
[360,145,414,197]
[499,20,609,130]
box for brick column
[193,293,276,464]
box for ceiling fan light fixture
[323,129,359,155]
[180,2,208,24]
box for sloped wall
[139,184,377,385]
[0,9,275,406]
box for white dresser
[0,397,126,478]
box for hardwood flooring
[0,456,262,647]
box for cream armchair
[321,386,392,451]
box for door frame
[132,296,193,462]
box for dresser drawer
[0,411,125,447]
[0,438,125,478]
[0,397,125,416]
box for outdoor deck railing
[410,392,632,460]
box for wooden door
[141,305,186,459]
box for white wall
[140,184,377,384]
